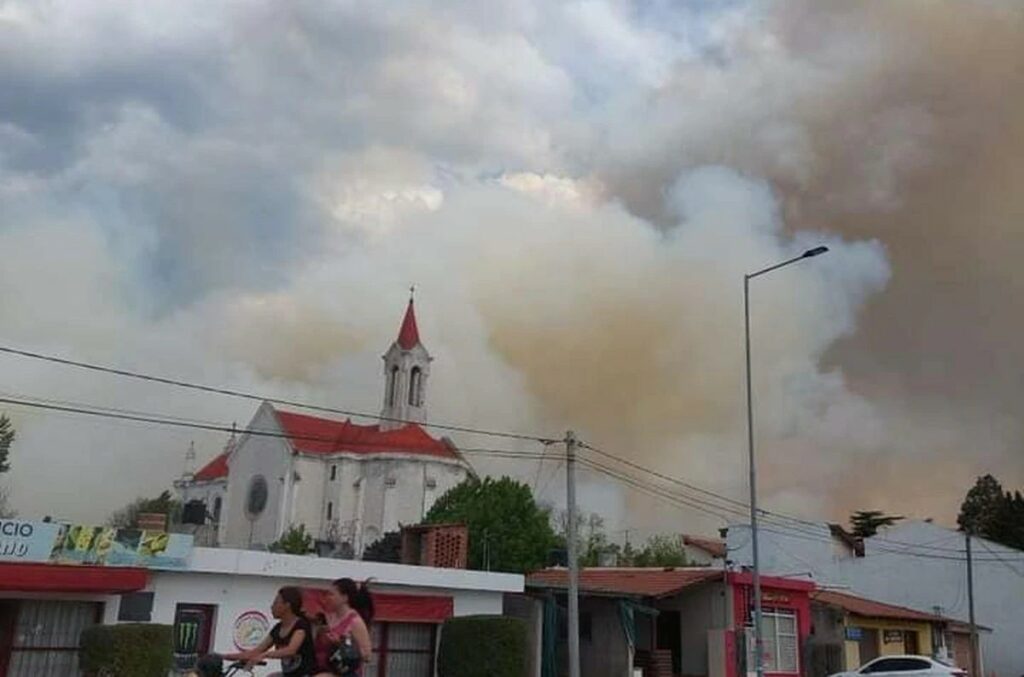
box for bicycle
[186,653,267,677]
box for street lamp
[744,246,829,677]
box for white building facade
[177,300,473,554]
[726,520,1024,677]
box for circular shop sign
[233,610,270,651]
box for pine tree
[849,510,904,538]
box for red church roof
[193,452,229,481]
[273,408,458,461]
[397,299,421,350]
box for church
[175,299,474,555]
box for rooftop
[528,567,723,598]
[813,589,943,622]
[683,534,727,559]
[273,407,459,461]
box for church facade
[177,299,474,555]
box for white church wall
[222,405,293,549]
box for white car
[829,656,967,677]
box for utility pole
[742,246,829,677]
[565,430,581,677]
[965,531,980,677]
[744,273,766,677]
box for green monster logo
[174,610,205,664]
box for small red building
[525,567,816,677]
[724,571,814,677]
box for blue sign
[846,627,864,641]
[0,520,62,562]
[0,520,192,569]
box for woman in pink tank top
[313,578,374,676]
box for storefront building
[524,568,815,677]
[0,517,522,677]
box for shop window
[117,592,154,622]
[7,600,101,676]
[364,621,437,676]
[746,609,799,674]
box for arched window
[327,501,334,521]
[409,367,422,406]
[386,365,399,406]
[213,496,223,523]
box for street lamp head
[802,246,829,258]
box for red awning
[375,594,453,623]
[0,563,148,593]
[301,588,453,624]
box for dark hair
[277,586,305,617]
[333,578,375,624]
[314,613,328,625]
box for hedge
[80,623,173,677]
[437,615,528,677]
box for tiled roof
[273,408,458,460]
[193,452,229,481]
[683,535,727,558]
[528,568,723,598]
[397,299,421,350]
[813,590,943,622]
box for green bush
[80,623,173,677]
[438,615,527,677]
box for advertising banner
[0,519,192,569]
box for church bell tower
[380,293,431,430]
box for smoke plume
[0,0,1021,532]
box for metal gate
[6,600,101,677]
[365,622,437,677]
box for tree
[0,414,14,474]
[553,510,613,566]
[108,490,182,528]
[632,535,688,568]
[958,474,1006,534]
[270,524,314,555]
[0,414,15,517]
[363,530,402,563]
[958,475,1024,550]
[424,477,557,574]
[849,510,904,538]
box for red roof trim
[397,299,421,350]
[273,408,459,461]
[0,563,148,593]
[528,568,723,598]
[813,590,944,622]
[193,452,229,481]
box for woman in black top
[226,587,317,676]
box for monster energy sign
[173,609,206,671]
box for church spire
[397,288,420,350]
[380,291,432,430]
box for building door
[0,602,18,677]
[904,631,919,656]
[366,622,437,677]
[656,610,682,675]
[6,600,102,676]
[858,629,880,665]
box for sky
[1,0,1021,535]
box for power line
[0,395,547,460]
[0,345,557,443]
[578,441,994,558]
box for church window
[387,365,399,406]
[409,367,422,406]
[327,501,334,521]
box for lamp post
[745,245,829,677]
